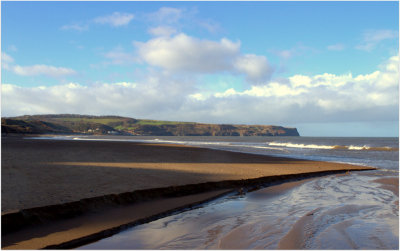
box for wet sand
[219,177,316,249]
[2,189,231,250]
[373,177,399,209]
[2,136,373,212]
[373,177,399,197]
[1,136,375,249]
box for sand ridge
[1,136,375,249]
[2,136,374,213]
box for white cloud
[383,55,398,73]
[93,12,134,27]
[135,33,273,82]
[214,82,307,98]
[356,29,398,51]
[12,64,76,77]
[2,52,14,63]
[2,56,397,129]
[1,73,195,118]
[206,55,398,123]
[246,83,308,97]
[234,54,272,82]
[61,24,89,31]
[289,75,312,88]
[327,43,345,51]
[61,12,134,31]
[135,33,240,73]
[2,52,77,77]
[146,7,219,35]
[148,7,183,24]
[189,93,207,101]
[148,26,177,37]
[2,52,14,70]
[214,88,239,98]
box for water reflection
[79,172,398,249]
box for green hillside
[2,114,300,136]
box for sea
[38,135,399,249]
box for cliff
[1,114,300,136]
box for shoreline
[2,171,375,250]
[2,189,233,249]
[1,136,376,249]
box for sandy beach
[1,136,375,249]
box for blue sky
[1,1,399,136]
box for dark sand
[2,189,231,250]
[1,136,373,212]
[373,177,399,197]
[1,136,374,249]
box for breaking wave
[268,142,398,151]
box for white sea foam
[268,142,397,151]
[31,136,396,153]
[268,142,334,149]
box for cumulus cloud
[135,33,240,73]
[1,72,196,118]
[189,93,207,101]
[93,12,134,27]
[135,33,273,82]
[2,56,397,128]
[209,55,398,123]
[233,54,272,82]
[356,29,398,51]
[214,83,307,98]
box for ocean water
[57,135,398,175]
[39,136,399,249]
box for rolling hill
[1,114,300,136]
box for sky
[1,1,399,137]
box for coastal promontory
[1,114,300,136]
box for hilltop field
[1,114,299,136]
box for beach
[0,136,381,249]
